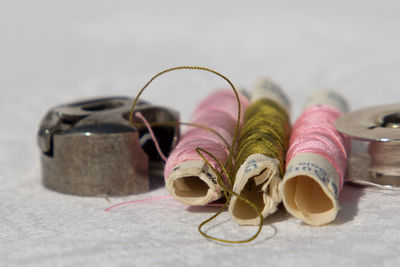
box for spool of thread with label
[164,89,249,205]
[229,78,291,225]
[279,90,350,226]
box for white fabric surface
[1,0,400,266]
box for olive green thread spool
[229,78,290,225]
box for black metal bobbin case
[37,96,179,196]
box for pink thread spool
[165,90,249,206]
[279,90,350,225]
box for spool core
[166,160,221,205]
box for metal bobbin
[335,103,400,189]
[37,96,179,196]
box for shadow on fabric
[333,184,364,224]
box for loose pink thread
[164,89,249,185]
[286,105,350,190]
[104,194,225,211]
[135,112,168,162]
[104,195,173,212]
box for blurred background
[1,0,400,266]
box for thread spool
[335,103,400,189]
[229,78,290,225]
[280,90,350,226]
[165,90,249,205]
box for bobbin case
[335,103,400,188]
[38,96,179,196]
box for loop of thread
[195,147,264,243]
[164,90,249,185]
[235,98,290,176]
[129,66,243,164]
[286,105,350,189]
[128,66,265,244]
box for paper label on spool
[304,90,349,113]
[166,160,222,206]
[251,78,291,114]
[284,153,340,196]
[280,153,340,226]
[229,154,282,225]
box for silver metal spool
[335,103,400,189]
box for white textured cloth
[1,0,400,266]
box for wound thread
[235,99,290,176]
[286,105,350,189]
